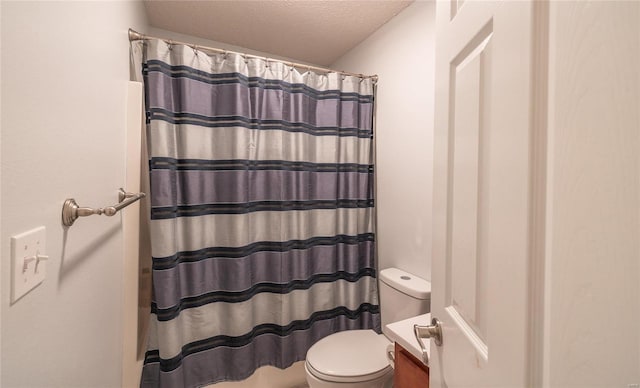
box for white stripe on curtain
[148,121,373,165]
[150,208,374,257]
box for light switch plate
[11,226,47,303]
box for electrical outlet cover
[11,226,47,303]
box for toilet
[304,268,431,388]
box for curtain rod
[128,29,378,83]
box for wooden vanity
[394,342,429,388]
[385,313,432,388]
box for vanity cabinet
[394,342,429,388]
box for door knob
[413,317,443,365]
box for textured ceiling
[144,0,413,66]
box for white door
[430,1,544,386]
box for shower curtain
[133,39,380,388]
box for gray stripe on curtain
[152,240,375,308]
[152,233,374,269]
[150,170,373,206]
[146,71,374,130]
[136,38,379,387]
[148,66,373,130]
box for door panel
[447,28,492,352]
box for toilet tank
[379,268,431,332]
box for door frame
[526,1,549,387]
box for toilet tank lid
[379,268,431,299]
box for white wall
[1,2,147,387]
[544,1,640,386]
[332,1,436,281]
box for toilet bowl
[304,268,431,387]
[305,330,393,388]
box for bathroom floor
[207,361,308,388]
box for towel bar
[62,188,145,227]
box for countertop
[384,313,431,365]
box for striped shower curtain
[133,39,380,387]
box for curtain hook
[166,39,173,50]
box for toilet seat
[305,330,392,383]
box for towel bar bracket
[62,188,146,227]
